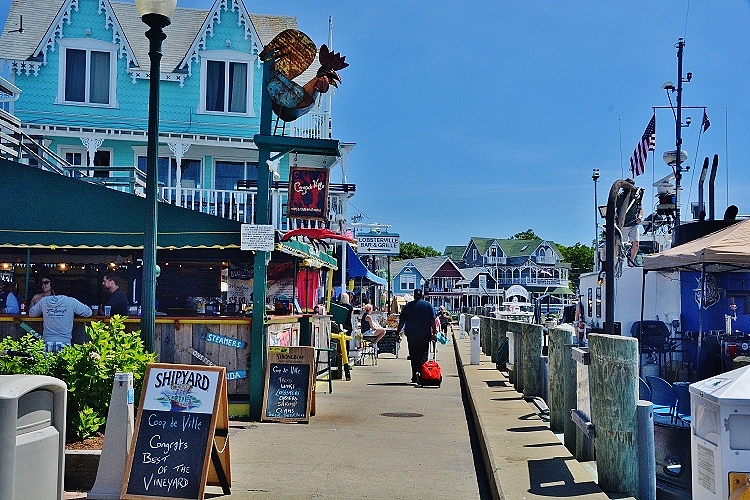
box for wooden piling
[562,342,577,453]
[548,324,574,433]
[588,333,639,497]
[521,323,543,398]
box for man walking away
[397,289,436,384]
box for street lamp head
[662,81,675,91]
[135,0,176,17]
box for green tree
[510,229,539,240]
[558,242,595,293]
[399,241,440,260]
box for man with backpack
[397,289,436,384]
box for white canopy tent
[641,218,750,377]
[643,219,750,272]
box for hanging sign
[356,231,400,255]
[287,166,329,220]
[122,363,231,500]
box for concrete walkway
[215,334,482,499]
[67,326,629,499]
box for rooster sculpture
[259,29,349,123]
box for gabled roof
[390,256,453,280]
[0,0,296,75]
[457,266,490,284]
[467,237,495,256]
[443,245,465,261]
[497,239,542,257]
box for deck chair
[639,377,652,401]
[673,381,691,425]
[646,376,677,423]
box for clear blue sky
[3,1,748,252]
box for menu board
[122,364,230,500]
[262,346,314,423]
[377,329,400,357]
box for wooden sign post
[261,346,315,423]
[122,363,231,500]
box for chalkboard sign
[122,364,231,500]
[262,346,314,423]
[377,329,400,357]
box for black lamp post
[136,0,176,352]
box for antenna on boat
[667,38,691,226]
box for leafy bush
[0,316,155,441]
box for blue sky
[2,1,748,252]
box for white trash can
[689,365,750,499]
[0,375,67,500]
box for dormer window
[56,39,118,107]
[199,50,255,116]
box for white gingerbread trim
[32,0,137,68]
[178,0,262,77]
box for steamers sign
[357,232,400,255]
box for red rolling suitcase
[418,342,442,387]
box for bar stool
[314,347,335,393]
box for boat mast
[674,38,686,225]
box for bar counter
[0,313,328,399]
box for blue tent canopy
[347,245,387,286]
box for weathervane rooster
[259,29,349,123]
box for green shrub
[1,316,155,441]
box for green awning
[275,239,337,269]
[0,158,243,249]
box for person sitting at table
[361,303,386,345]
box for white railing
[161,186,257,223]
[291,111,331,139]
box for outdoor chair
[646,376,677,423]
[673,381,691,425]
[639,377,652,401]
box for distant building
[447,237,573,314]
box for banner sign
[287,166,329,220]
[356,231,400,255]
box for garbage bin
[0,375,67,500]
[689,365,750,499]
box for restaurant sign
[356,231,400,255]
[287,166,329,220]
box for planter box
[64,450,101,493]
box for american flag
[630,114,656,178]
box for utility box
[689,365,750,499]
[0,375,67,500]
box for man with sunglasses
[29,276,55,308]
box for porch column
[168,141,191,204]
[80,136,103,168]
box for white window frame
[56,38,119,107]
[198,50,255,116]
[400,274,416,291]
